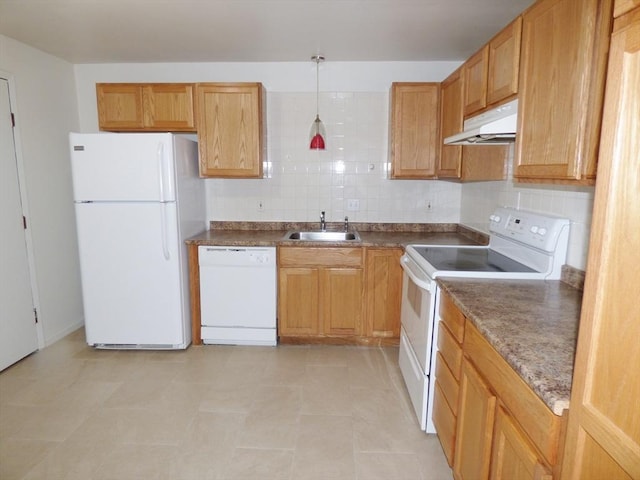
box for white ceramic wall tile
[459,146,595,270]
[206,92,461,224]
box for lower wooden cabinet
[491,406,553,480]
[277,246,402,344]
[433,292,466,466]
[451,321,567,480]
[278,247,364,341]
[364,248,402,339]
[434,292,567,480]
[454,358,497,480]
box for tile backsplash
[206,91,462,224]
[206,91,594,271]
[460,147,594,271]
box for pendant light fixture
[309,55,326,150]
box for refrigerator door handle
[160,203,171,261]
[157,142,167,202]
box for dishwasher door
[198,246,277,346]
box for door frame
[1,70,44,349]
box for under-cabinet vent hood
[444,99,518,145]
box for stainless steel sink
[284,231,360,241]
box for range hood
[444,99,518,145]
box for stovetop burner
[412,246,536,273]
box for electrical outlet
[347,199,360,211]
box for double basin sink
[283,230,360,242]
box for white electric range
[399,207,570,433]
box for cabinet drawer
[439,292,465,343]
[464,321,564,465]
[437,322,463,380]
[433,382,456,467]
[435,352,460,415]
[279,247,364,268]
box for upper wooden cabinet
[462,47,489,117]
[514,0,613,184]
[486,17,523,106]
[195,83,265,178]
[463,17,522,117]
[438,68,509,182]
[389,82,440,179]
[97,83,196,132]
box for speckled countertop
[437,278,583,415]
[185,221,488,248]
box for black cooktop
[412,246,536,273]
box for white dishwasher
[198,246,277,346]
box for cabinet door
[615,0,640,16]
[143,84,195,131]
[487,17,522,106]
[454,359,497,480]
[490,406,552,480]
[463,46,489,116]
[389,83,440,179]
[97,84,144,130]
[278,267,320,336]
[514,0,612,184]
[196,83,264,178]
[322,268,363,336]
[560,7,640,480]
[438,68,463,178]
[365,248,402,338]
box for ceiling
[0,0,534,64]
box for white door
[0,77,38,370]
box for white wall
[0,35,84,345]
[460,146,594,270]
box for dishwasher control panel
[198,246,276,267]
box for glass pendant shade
[309,114,326,150]
[309,55,326,150]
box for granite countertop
[186,221,488,248]
[437,278,582,415]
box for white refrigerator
[70,133,205,349]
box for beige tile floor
[0,329,453,480]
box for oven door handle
[401,255,432,291]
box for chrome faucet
[344,216,349,232]
[320,211,326,231]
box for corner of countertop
[561,265,586,290]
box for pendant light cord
[315,57,320,119]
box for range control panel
[489,207,570,252]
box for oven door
[399,252,437,431]
[400,253,436,374]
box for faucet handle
[344,216,349,231]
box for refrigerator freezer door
[75,202,187,347]
[69,133,176,202]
